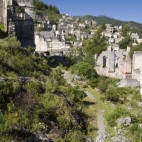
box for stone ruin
[0,0,3,23]
[96,50,142,94]
[2,0,34,47]
[96,50,131,79]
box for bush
[105,87,120,102]
[67,86,86,103]
[107,107,129,126]
[70,62,98,79]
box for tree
[83,27,107,56]
[70,62,98,79]
[119,35,132,49]
[121,25,130,37]
[101,23,106,30]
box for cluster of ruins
[35,14,96,55]
[96,24,142,93]
[1,0,142,94]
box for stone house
[131,33,139,39]
[102,32,112,38]
[106,24,114,33]
[117,51,142,94]
[35,31,70,55]
[96,50,131,79]
[74,41,82,48]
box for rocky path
[62,70,106,142]
[63,70,74,87]
[95,110,106,142]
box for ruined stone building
[116,51,142,93]
[35,31,70,55]
[3,0,34,47]
[96,50,131,79]
[0,0,3,23]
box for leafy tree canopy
[70,62,98,79]
[121,25,130,37]
[119,35,132,49]
[83,27,108,56]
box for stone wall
[3,0,34,47]
[35,32,71,55]
[0,0,3,23]
[132,51,142,81]
[15,20,34,47]
[96,51,131,79]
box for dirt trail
[62,70,106,142]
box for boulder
[123,116,131,126]
[116,116,131,126]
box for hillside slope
[0,38,97,142]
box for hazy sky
[42,0,142,23]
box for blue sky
[43,0,142,23]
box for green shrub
[105,87,120,102]
[107,107,129,126]
[70,62,98,79]
[67,86,86,103]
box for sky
[42,0,142,24]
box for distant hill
[78,15,142,38]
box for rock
[117,129,124,135]
[116,116,131,127]
[123,116,131,126]
[128,106,132,110]
[73,75,82,81]
[127,96,131,101]
[138,123,142,128]
[0,77,5,82]
[111,136,128,142]
[116,118,123,126]
[36,131,52,142]
[137,102,142,107]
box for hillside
[33,0,61,24]
[79,15,142,38]
[0,38,97,141]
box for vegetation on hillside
[0,38,96,141]
[33,0,61,24]
[83,27,108,56]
